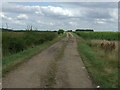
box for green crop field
[2,31,57,58]
[74,31,119,41]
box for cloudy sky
[1,2,118,31]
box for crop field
[75,31,119,41]
[75,31,119,88]
[2,31,57,58]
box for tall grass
[75,32,119,41]
[2,31,57,57]
[75,33,118,88]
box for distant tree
[26,25,33,32]
[35,27,38,31]
[53,30,57,32]
[6,23,8,29]
[67,30,72,32]
[30,25,33,31]
[58,29,64,35]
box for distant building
[76,29,94,32]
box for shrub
[58,29,64,35]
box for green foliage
[2,31,57,57]
[75,32,119,41]
[58,29,64,34]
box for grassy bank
[75,34,118,88]
[3,33,66,77]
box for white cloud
[1,2,118,31]
[1,13,25,27]
[96,21,106,24]
[0,12,5,18]
[110,8,118,19]
[46,6,73,17]
[1,13,10,20]
[95,18,107,24]
[69,21,77,26]
[17,14,28,19]
[49,22,54,26]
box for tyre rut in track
[3,38,67,88]
[54,33,95,88]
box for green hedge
[2,31,57,57]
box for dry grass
[90,40,118,83]
[75,32,119,88]
[91,40,119,52]
[76,38,118,88]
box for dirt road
[3,33,95,88]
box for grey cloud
[85,9,112,19]
[2,3,37,14]
[1,2,118,31]
[58,2,118,8]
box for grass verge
[2,33,66,77]
[75,35,118,88]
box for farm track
[3,33,95,88]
